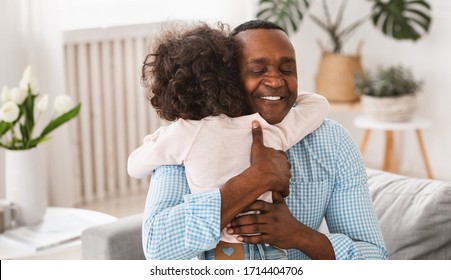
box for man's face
[236,29,298,124]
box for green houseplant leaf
[20,89,37,147]
[26,104,81,148]
[355,65,422,97]
[257,0,311,34]
[0,121,9,137]
[371,0,431,40]
[256,0,431,53]
[39,104,81,139]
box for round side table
[353,115,433,179]
[0,207,117,260]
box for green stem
[10,123,17,149]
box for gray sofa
[81,168,451,260]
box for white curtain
[0,0,76,206]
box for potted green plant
[257,0,431,102]
[354,65,422,122]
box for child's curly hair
[141,22,250,121]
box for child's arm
[276,92,330,149]
[127,121,198,178]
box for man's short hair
[232,20,286,36]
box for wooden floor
[76,189,148,218]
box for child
[128,23,329,260]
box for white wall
[290,0,451,180]
[59,0,258,30]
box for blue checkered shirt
[142,119,388,260]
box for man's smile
[259,96,283,101]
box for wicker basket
[361,95,417,122]
[315,52,363,102]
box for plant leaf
[371,0,431,41]
[256,0,311,35]
[39,104,81,139]
[0,121,10,137]
[27,135,51,149]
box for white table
[0,207,116,260]
[353,115,433,179]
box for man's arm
[228,123,388,260]
[142,121,292,259]
[323,126,387,259]
[226,188,336,259]
[219,121,291,229]
[142,165,220,259]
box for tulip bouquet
[0,66,81,150]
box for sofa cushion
[81,213,145,260]
[367,169,451,260]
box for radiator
[63,23,166,204]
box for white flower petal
[10,87,28,105]
[54,94,74,115]
[30,77,39,94]
[19,66,39,93]
[1,86,11,103]
[19,65,32,91]
[22,65,32,80]
[0,101,20,122]
[37,94,49,112]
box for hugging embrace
[128,20,387,260]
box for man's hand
[227,192,299,249]
[219,120,291,229]
[250,121,291,197]
[227,191,336,259]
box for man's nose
[263,72,285,88]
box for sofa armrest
[81,213,145,260]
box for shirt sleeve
[276,92,330,150]
[142,165,222,260]
[324,127,388,260]
[127,121,200,178]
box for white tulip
[1,86,11,103]
[10,87,28,105]
[30,77,39,93]
[19,66,31,90]
[19,65,39,93]
[0,101,20,122]
[54,94,74,115]
[36,94,49,112]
